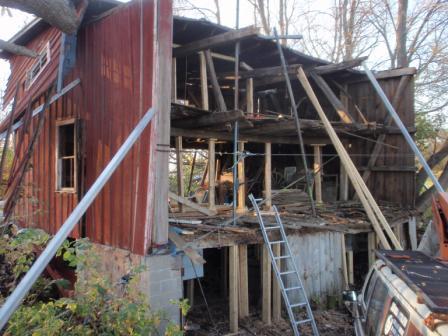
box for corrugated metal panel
[286,231,344,303]
[12,0,173,255]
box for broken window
[25,42,51,90]
[56,121,76,191]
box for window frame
[55,118,77,193]
[25,42,51,91]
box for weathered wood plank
[172,110,245,128]
[173,26,259,58]
[168,230,206,264]
[168,191,217,216]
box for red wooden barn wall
[10,0,173,255]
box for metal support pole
[362,62,443,193]
[0,107,156,329]
[273,28,316,216]
[233,122,239,225]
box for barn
[0,0,417,331]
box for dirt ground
[185,303,354,336]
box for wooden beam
[341,234,349,290]
[173,26,259,58]
[171,127,331,145]
[199,52,209,110]
[310,72,355,124]
[168,191,217,216]
[205,49,227,112]
[313,144,323,203]
[272,243,281,322]
[313,56,367,75]
[339,162,349,201]
[264,142,272,210]
[172,110,245,128]
[238,245,249,319]
[208,139,216,210]
[237,141,246,212]
[229,245,239,333]
[347,250,354,285]
[168,230,206,264]
[262,245,272,325]
[409,216,417,250]
[362,75,412,182]
[220,64,301,80]
[187,280,194,307]
[176,136,185,212]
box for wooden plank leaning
[296,67,401,250]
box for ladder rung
[285,286,302,291]
[269,240,285,244]
[280,270,295,276]
[265,226,280,230]
[274,255,291,260]
[290,302,307,308]
[295,318,312,325]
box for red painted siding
[11,0,173,255]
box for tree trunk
[0,0,80,34]
[416,161,448,213]
[256,0,270,34]
[213,0,221,24]
[396,0,408,67]
[0,39,37,58]
[416,139,448,191]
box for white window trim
[55,119,77,193]
[25,42,51,91]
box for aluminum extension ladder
[249,194,319,336]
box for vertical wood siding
[11,0,173,255]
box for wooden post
[199,51,209,110]
[171,57,177,102]
[246,78,254,115]
[262,245,272,325]
[367,232,376,268]
[208,139,216,210]
[176,136,184,212]
[312,144,323,203]
[229,245,239,333]
[264,142,272,210]
[205,50,227,111]
[409,216,418,250]
[347,251,354,285]
[187,280,194,307]
[237,141,246,212]
[238,245,249,319]
[341,234,349,290]
[272,243,281,322]
[339,163,349,201]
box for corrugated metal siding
[347,77,415,207]
[12,0,172,255]
[286,231,344,302]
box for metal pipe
[0,107,156,329]
[362,62,443,193]
[273,28,316,216]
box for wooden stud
[312,144,323,203]
[208,139,216,210]
[341,234,349,290]
[171,58,177,102]
[262,245,272,325]
[272,243,281,322]
[238,245,249,319]
[204,50,227,112]
[221,247,229,297]
[237,141,246,212]
[187,279,194,307]
[347,250,354,285]
[368,232,376,268]
[264,142,272,210]
[199,51,209,110]
[176,136,184,212]
[229,245,239,333]
[246,78,254,115]
[168,192,217,216]
[409,216,418,250]
[339,162,349,201]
